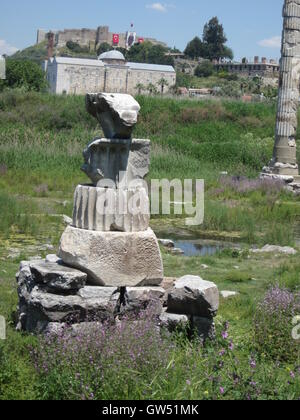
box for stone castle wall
[56,29,98,48]
[37,26,167,50]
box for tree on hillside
[148,44,174,66]
[10,42,47,64]
[184,17,233,62]
[222,46,234,61]
[203,17,230,60]
[194,60,214,78]
[175,72,193,88]
[116,47,128,59]
[66,41,90,54]
[127,42,174,66]
[2,59,47,91]
[184,37,205,59]
[97,42,112,56]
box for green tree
[157,78,169,94]
[184,37,205,59]
[128,42,150,63]
[146,83,158,95]
[223,46,234,61]
[66,41,89,54]
[3,59,47,91]
[194,60,214,78]
[116,47,128,59]
[97,42,112,56]
[127,42,174,66]
[175,72,193,88]
[203,17,230,60]
[148,45,174,66]
[135,83,145,94]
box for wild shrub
[32,309,172,400]
[254,286,300,362]
[31,317,300,400]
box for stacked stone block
[16,93,219,340]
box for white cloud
[0,39,18,56]
[146,3,168,12]
[258,36,281,49]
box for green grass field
[0,91,299,400]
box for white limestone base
[58,226,164,287]
[260,171,300,193]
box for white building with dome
[45,50,176,95]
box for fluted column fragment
[263,0,300,180]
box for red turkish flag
[112,34,119,45]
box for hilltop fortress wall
[37,26,167,51]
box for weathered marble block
[58,226,164,287]
[86,93,140,139]
[167,276,219,318]
[81,138,150,187]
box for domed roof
[99,50,126,61]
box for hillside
[11,41,48,63]
[10,41,97,63]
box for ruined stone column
[262,0,300,183]
[58,93,164,287]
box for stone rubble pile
[17,259,218,342]
[16,93,219,341]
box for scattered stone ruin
[16,93,219,341]
[261,0,300,193]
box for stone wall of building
[46,58,176,95]
[47,59,105,94]
[103,66,129,93]
[127,68,176,93]
[214,62,280,78]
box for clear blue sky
[0,0,284,60]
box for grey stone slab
[59,226,164,287]
[16,263,117,333]
[29,261,87,292]
[167,275,219,318]
[159,311,189,332]
[81,138,150,187]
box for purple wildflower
[222,331,229,340]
